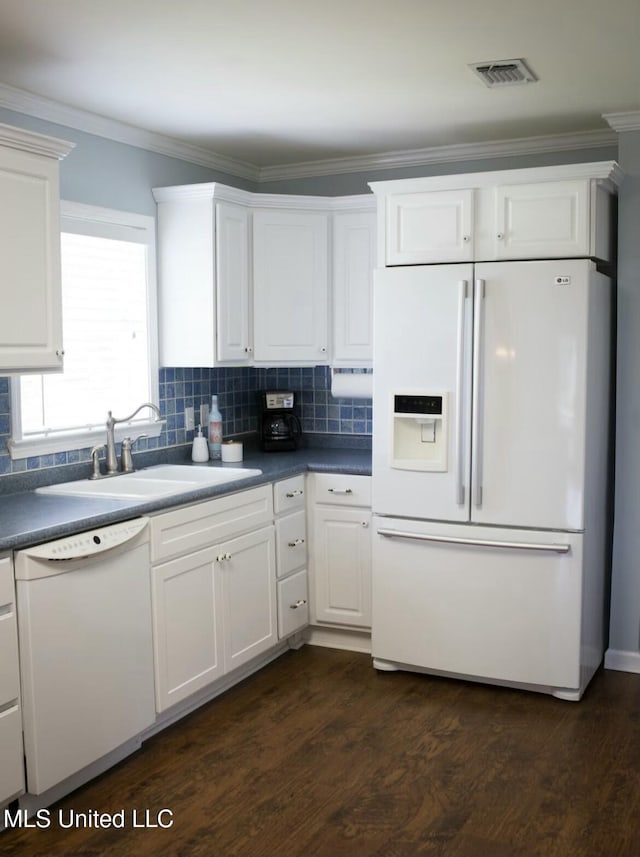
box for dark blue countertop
[0,442,371,552]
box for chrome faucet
[105,402,161,474]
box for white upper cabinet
[0,124,73,374]
[252,209,329,364]
[385,188,474,265]
[332,208,376,365]
[371,162,621,266]
[153,185,252,367]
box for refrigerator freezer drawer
[372,517,584,692]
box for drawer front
[151,485,273,563]
[0,612,20,705]
[277,569,309,639]
[273,475,306,515]
[275,510,307,579]
[0,556,14,606]
[313,473,371,507]
[0,703,25,804]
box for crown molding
[0,121,75,159]
[603,111,640,132]
[258,128,617,182]
[0,82,259,181]
[0,82,620,184]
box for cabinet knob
[497,232,504,240]
[289,599,307,610]
[320,346,327,353]
[244,346,253,353]
[287,538,305,548]
[463,235,471,243]
[55,349,65,358]
[361,521,369,528]
[216,552,232,562]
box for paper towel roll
[330,371,373,399]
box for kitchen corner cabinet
[371,162,620,266]
[0,124,73,373]
[310,474,372,629]
[0,555,24,806]
[152,185,252,367]
[252,209,329,364]
[150,486,276,713]
[332,209,376,365]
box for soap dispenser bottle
[191,425,209,462]
[209,395,222,460]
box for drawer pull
[216,552,232,562]
[289,599,307,610]
[328,488,353,495]
[285,490,304,498]
[287,538,305,548]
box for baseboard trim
[305,625,372,654]
[604,648,640,674]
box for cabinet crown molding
[369,160,622,196]
[0,122,74,159]
[152,181,375,211]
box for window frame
[9,201,161,460]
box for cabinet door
[333,210,376,364]
[216,201,252,363]
[0,145,64,372]
[386,189,474,265]
[0,556,24,803]
[219,525,277,673]
[151,547,224,712]
[253,210,328,363]
[494,180,590,259]
[312,507,372,628]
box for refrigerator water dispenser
[391,393,448,471]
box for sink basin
[36,464,263,500]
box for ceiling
[0,0,639,178]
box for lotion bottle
[191,425,209,462]
[209,395,222,460]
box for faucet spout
[105,402,161,474]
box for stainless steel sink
[36,464,263,500]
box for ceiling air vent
[469,58,537,87]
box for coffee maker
[259,391,302,452]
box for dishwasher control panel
[15,517,149,567]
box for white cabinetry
[152,184,252,367]
[332,208,376,365]
[274,475,309,639]
[0,124,73,373]
[150,486,276,712]
[372,162,620,266]
[310,474,372,629]
[253,209,329,364]
[0,555,24,805]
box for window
[9,202,160,458]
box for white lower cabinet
[0,555,24,805]
[310,474,372,629]
[150,486,277,713]
[273,476,309,639]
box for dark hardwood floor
[1,646,639,857]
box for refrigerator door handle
[455,279,468,505]
[376,528,571,554]
[472,278,485,507]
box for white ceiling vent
[469,58,538,87]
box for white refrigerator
[371,258,612,700]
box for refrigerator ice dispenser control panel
[391,392,448,472]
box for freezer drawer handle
[376,528,571,554]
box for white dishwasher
[14,517,155,796]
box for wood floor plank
[1,647,639,857]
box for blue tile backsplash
[0,367,372,478]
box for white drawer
[313,473,371,507]
[273,475,306,515]
[0,556,14,607]
[277,569,309,639]
[150,485,273,563]
[275,510,307,579]
[0,610,20,707]
[0,703,25,803]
